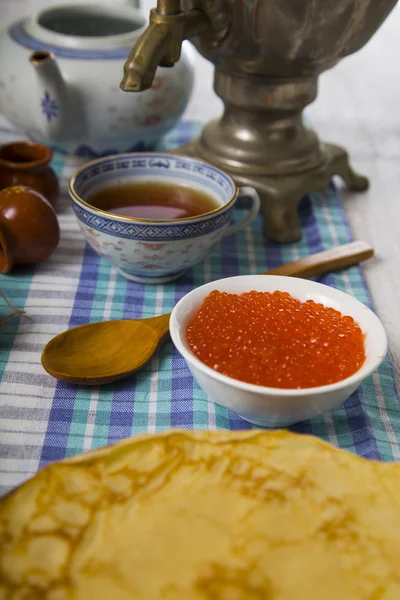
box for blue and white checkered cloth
[0,119,399,496]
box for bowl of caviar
[170,275,388,427]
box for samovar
[120,0,397,242]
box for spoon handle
[145,242,372,339]
[264,241,374,279]
[148,313,171,335]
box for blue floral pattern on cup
[72,204,234,241]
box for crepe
[1,429,400,599]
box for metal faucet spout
[120,4,210,92]
[120,19,173,91]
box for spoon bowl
[41,241,374,385]
[41,314,170,385]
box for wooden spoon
[41,241,373,386]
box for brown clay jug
[0,141,59,207]
[0,186,60,273]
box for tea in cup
[69,153,260,284]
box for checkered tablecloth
[0,120,399,496]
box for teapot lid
[10,3,146,59]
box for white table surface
[1,0,400,387]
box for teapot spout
[29,51,71,142]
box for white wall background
[1,0,399,129]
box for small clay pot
[0,186,60,273]
[0,141,59,207]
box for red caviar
[186,290,366,389]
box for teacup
[69,153,260,284]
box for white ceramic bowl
[170,275,388,427]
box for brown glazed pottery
[0,186,60,273]
[0,141,59,207]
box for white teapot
[0,3,194,157]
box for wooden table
[2,0,400,386]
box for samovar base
[172,140,368,243]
